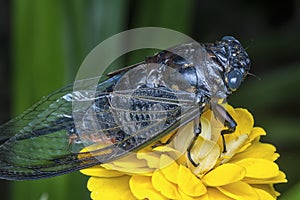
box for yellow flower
[81,105,287,200]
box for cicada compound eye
[227,69,243,91]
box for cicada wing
[0,75,123,180]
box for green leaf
[280,182,300,200]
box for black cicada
[0,36,250,180]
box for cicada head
[205,36,251,93]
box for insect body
[0,36,250,180]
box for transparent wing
[0,64,201,180]
[0,75,121,180]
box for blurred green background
[0,0,299,199]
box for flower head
[81,105,287,200]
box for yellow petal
[177,165,207,197]
[243,171,287,184]
[87,176,135,200]
[191,135,219,160]
[177,188,208,200]
[231,143,278,162]
[102,163,154,175]
[155,146,184,162]
[188,136,220,175]
[160,154,179,184]
[237,143,251,153]
[233,158,279,179]
[111,153,148,168]
[253,188,276,200]
[129,176,168,200]
[220,134,248,164]
[137,150,161,169]
[201,110,224,143]
[206,188,233,200]
[80,166,124,177]
[202,163,246,186]
[99,153,154,175]
[252,184,277,199]
[234,108,254,136]
[218,181,259,200]
[248,127,266,141]
[152,170,178,199]
[173,121,195,153]
[153,145,176,152]
[199,117,213,141]
[159,129,177,144]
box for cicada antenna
[244,39,259,80]
[244,38,255,51]
[247,72,261,80]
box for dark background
[0,0,299,199]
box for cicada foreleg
[212,103,237,152]
[187,116,201,167]
[151,115,202,167]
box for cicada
[0,36,250,180]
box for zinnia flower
[80,105,287,200]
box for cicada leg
[151,116,202,167]
[187,116,201,167]
[211,104,237,152]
